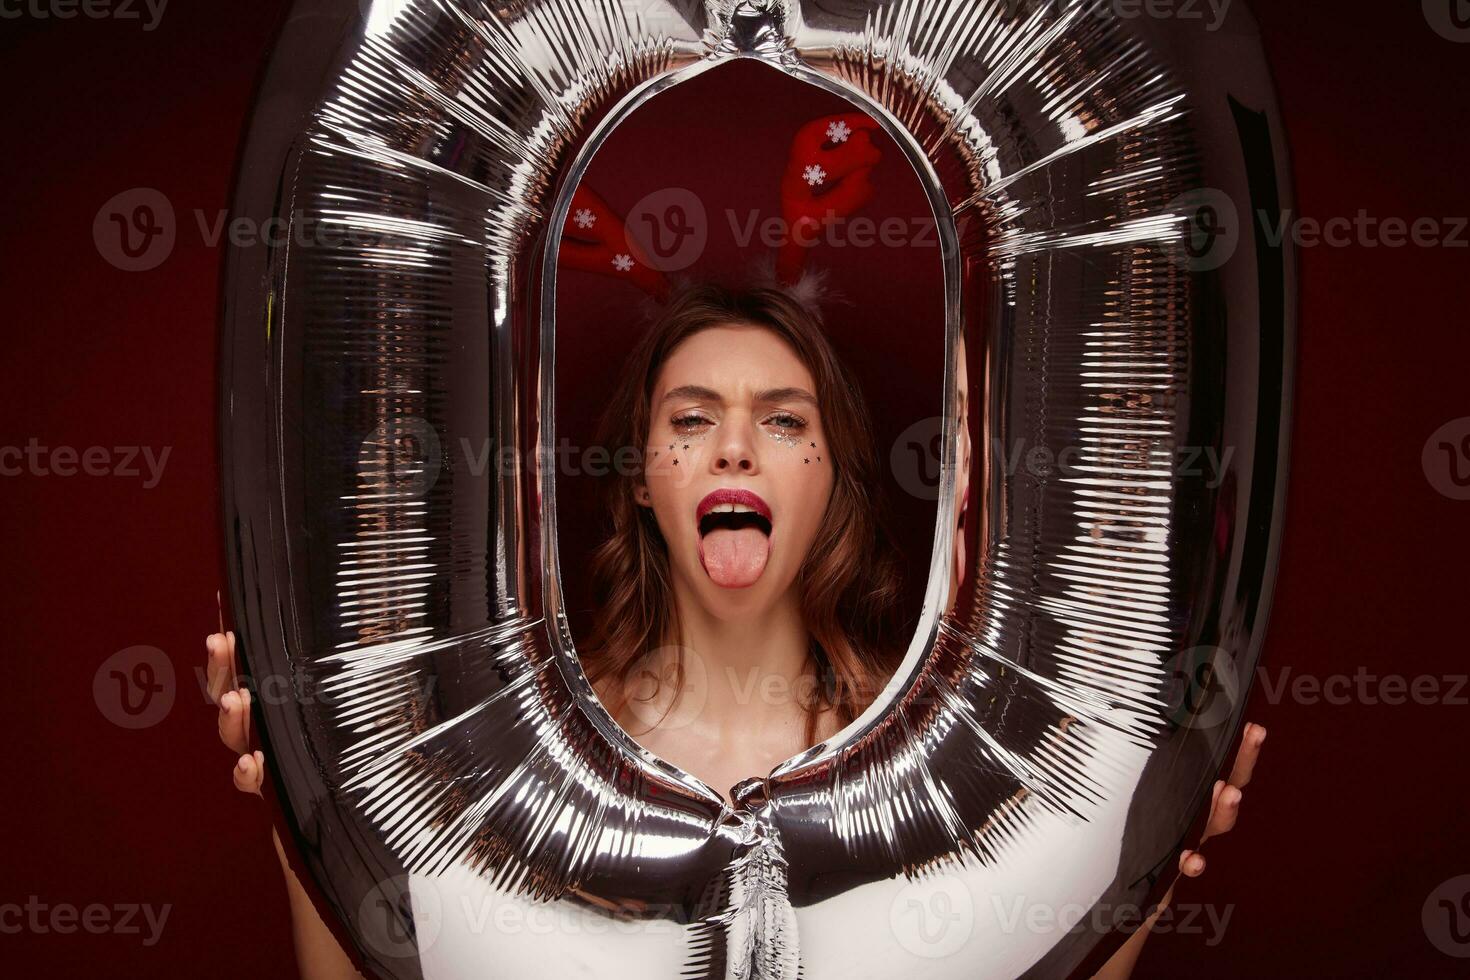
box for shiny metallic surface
[220,1,1294,977]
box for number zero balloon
[219,2,1294,977]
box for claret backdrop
[1,2,1468,978]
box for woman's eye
[671,414,711,430]
[766,413,806,431]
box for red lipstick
[696,488,772,524]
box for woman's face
[636,323,835,616]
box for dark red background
[2,3,1466,977]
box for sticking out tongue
[699,527,770,588]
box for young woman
[574,278,905,791]
[205,277,1267,979]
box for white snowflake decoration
[573,207,596,229]
[611,254,634,272]
[802,164,827,187]
[826,120,851,143]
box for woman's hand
[206,631,266,795]
[1171,721,1267,892]
[1093,722,1268,979]
[206,630,365,979]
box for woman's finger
[233,751,265,797]
[1203,781,1243,842]
[1179,849,1207,877]
[239,683,252,748]
[1227,722,1267,789]
[218,689,249,755]
[205,633,233,705]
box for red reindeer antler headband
[557,112,883,305]
[558,183,673,302]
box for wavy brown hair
[579,279,905,748]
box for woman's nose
[712,422,759,474]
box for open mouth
[697,507,773,537]
[695,489,772,589]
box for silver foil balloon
[219,1,1294,977]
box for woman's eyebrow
[657,385,817,406]
[659,384,722,405]
[755,386,817,406]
